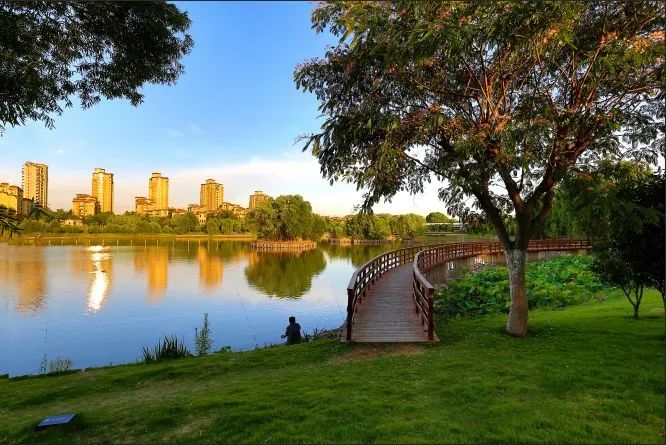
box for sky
[0,2,447,216]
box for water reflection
[0,247,47,312]
[0,239,420,376]
[134,247,169,303]
[197,245,223,290]
[87,247,112,313]
[245,249,327,298]
[320,243,402,268]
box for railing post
[346,288,354,341]
[427,288,434,341]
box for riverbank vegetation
[1,292,662,443]
[437,255,607,318]
[325,213,426,240]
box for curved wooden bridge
[342,239,592,343]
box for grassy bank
[1,291,663,444]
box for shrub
[194,313,213,356]
[48,357,73,373]
[141,335,192,363]
[436,255,608,318]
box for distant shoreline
[4,233,256,242]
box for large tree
[0,1,192,133]
[295,1,664,336]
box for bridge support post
[427,290,434,341]
[346,288,354,341]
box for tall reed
[141,335,192,363]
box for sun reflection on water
[87,249,111,313]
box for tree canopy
[591,173,665,318]
[296,0,664,336]
[426,212,456,223]
[0,2,192,132]
[296,0,663,248]
[249,195,326,241]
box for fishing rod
[237,290,258,349]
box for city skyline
[0,2,448,217]
[2,160,447,217]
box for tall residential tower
[22,161,48,208]
[200,179,224,211]
[148,172,169,210]
[92,168,114,213]
[249,190,269,209]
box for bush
[436,255,608,318]
[48,357,73,373]
[141,335,192,362]
[194,313,213,356]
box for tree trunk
[505,248,528,337]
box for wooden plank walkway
[342,264,438,343]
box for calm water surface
[1,239,404,376]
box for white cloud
[165,152,448,216]
[56,149,65,155]
[38,152,451,217]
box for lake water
[1,239,407,376]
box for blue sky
[0,2,445,215]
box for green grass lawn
[1,291,663,444]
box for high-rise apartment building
[72,194,97,218]
[92,168,114,213]
[249,190,269,209]
[22,161,48,208]
[200,179,224,211]
[0,183,23,215]
[148,172,169,210]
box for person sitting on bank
[281,316,302,345]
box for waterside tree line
[6,195,433,241]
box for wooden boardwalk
[342,239,591,343]
[342,264,437,343]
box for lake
[1,239,410,377]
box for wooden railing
[345,244,426,341]
[346,239,591,341]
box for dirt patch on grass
[330,344,425,364]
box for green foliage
[436,256,608,317]
[194,313,213,356]
[204,213,251,235]
[591,173,665,318]
[301,328,340,343]
[245,249,327,298]
[324,217,346,239]
[171,213,198,234]
[248,195,324,241]
[0,2,192,133]
[0,206,21,237]
[541,160,654,241]
[296,0,663,254]
[141,335,192,363]
[426,212,455,223]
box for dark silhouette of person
[281,316,302,345]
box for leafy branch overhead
[0,2,193,132]
[295,0,664,248]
